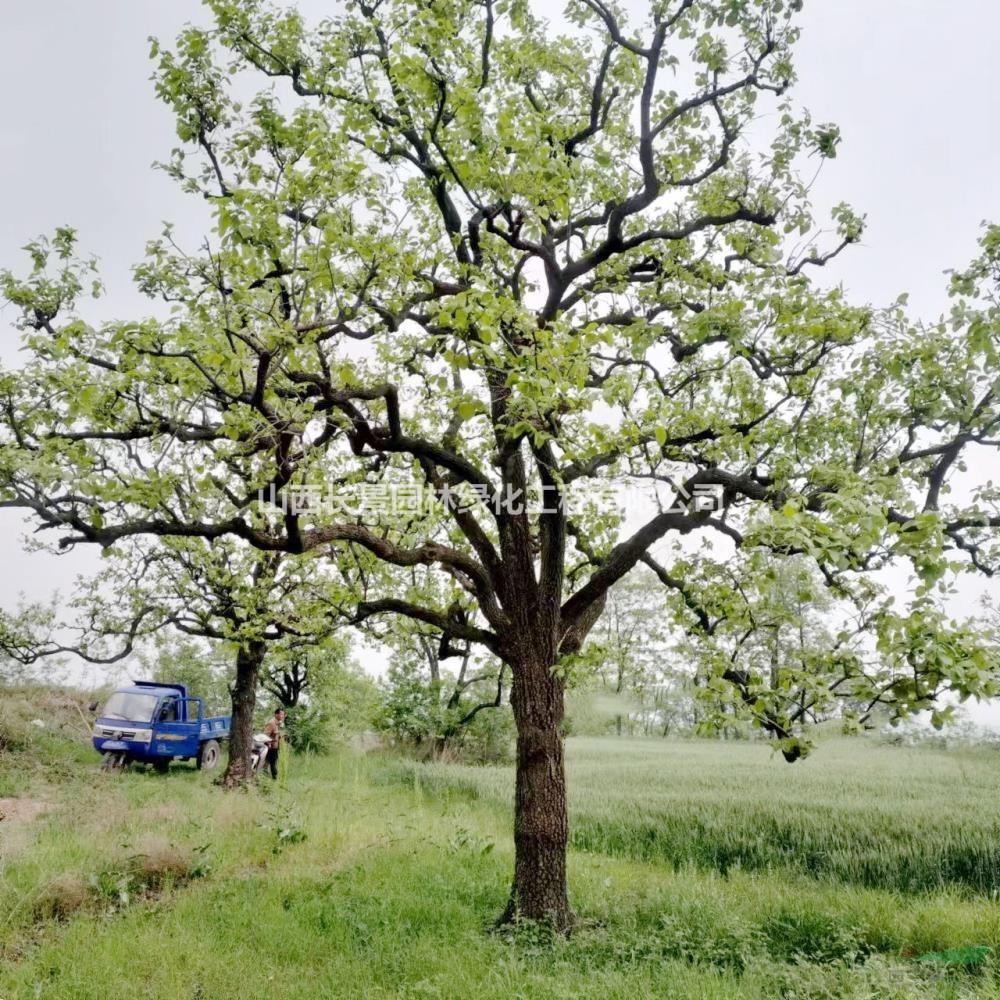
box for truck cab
[93,681,230,771]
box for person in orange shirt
[262,708,286,780]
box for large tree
[1,0,998,928]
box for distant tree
[653,540,998,752]
[0,601,65,686]
[137,633,232,716]
[259,636,353,709]
[592,566,674,735]
[259,645,310,709]
[375,650,512,761]
[276,649,379,754]
[367,567,509,754]
[661,552,843,745]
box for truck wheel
[153,759,170,774]
[102,752,129,772]
[197,740,221,771]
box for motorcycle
[251,733,271,777]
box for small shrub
[0,719,30,755]
[263,802,308,855]
[88,868,135,908]
[495,916,559,954]
[448,705,516,765]
[273,825,308,854]
[744,954,930,1000]
[283,702,333,755]
[374,662,515,765]
[446,827,495,856]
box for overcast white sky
[0,2,998,712]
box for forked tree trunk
[500,652,573,931]
[220,640,265,788]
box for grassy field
[5,691,1000,997]
[385,737,1000,894]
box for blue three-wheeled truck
[92,681,231,772]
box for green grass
[5,694,1000,997]
[385,736,1000,894]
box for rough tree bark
[500,650,572,931]
[220,640,265,787]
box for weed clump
[33,874,92,922]
[28,844,201,925]
[135,845,198,892]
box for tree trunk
[220,640,265,788]
[499,653,572,931]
